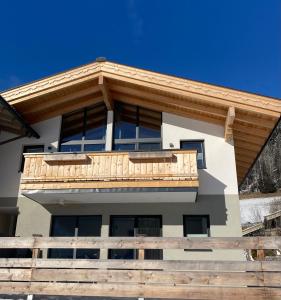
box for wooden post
[32,234,42,259]
[256,249,265,260]
[137,234,145,300]
[28,234,42,300]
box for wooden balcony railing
[20,150,198,190]
[0,236,281,299]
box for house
[0,59,280,262]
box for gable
[1,60,280,184]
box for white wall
[0,116,61,198]
[162,113,239,195]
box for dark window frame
[19,144,44,172]
[49,215,102,259]
[109,215,163,260]
[183,215,210,237]
[180,140,206,169]
[113,102,162,151]
[59,103,107,152]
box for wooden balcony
[0,236,281,299]
[20,150,199,204]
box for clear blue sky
[0,0,280,99]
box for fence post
[257,249,265,260]
[28,234,42,300]
[137,234,145,300]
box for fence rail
[0,236,280,299]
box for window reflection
[113,102,162,151]
[59,103,107,152]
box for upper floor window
[180,140,206,169]
[113,102,162,151]
[59,103,107,152]
[20,145,44,172]
[183,215,210,237]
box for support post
[105,110,113,151]
[224,106,235,142]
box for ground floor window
[109,215,162,260]
[183,215,210,237]
[49,215,102,259]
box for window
[49,216,102,259]
[109,215,162,260]
[183,215,210,237]
[20,145,44,172]
[113,102,162,151]
[59,103,107,152]
[180,140,206,169]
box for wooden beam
[26,94,103,124]
[98,75,113,110]
[18,85,100,115]
[225,107,235,141]
[1,236,280,250]
[113,92,225,126]
[109,83,228,118]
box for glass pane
[84,144,105,152]
[78,216,102,236]
[61,110,84,142]
[114,102,137,139]
[139,107,161,138]
[137,217,163,260]
[60,144,82,152]
[181,141,205,168]
[109,216,135,259]
[184,216,209,235]
[138,143,161,151]
[85,104,107,140]
[49,216,76,259]
[114,144,136,151]
[76,216,102,259]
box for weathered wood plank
[0,282,280,299]
[19,269,281,286]
[1,259,280,272]
[0,236,280,249]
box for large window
[183,215,210,237]
[59,103,107,152]
[49,216,102,259]
[109,215,162,260]
[181,140,206,169]
[113,102,162,151]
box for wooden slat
[1,236,280,249]
[0,268,273,286]
[1,259,281,272]
[0,282,280,300]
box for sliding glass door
[109,216,162,260]
[49,216,102,259]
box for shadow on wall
[44,171,228,227]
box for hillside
[240,119,281,194]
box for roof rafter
[98,75,113,110]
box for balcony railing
[0,236,280,299]
[20,150,198,191]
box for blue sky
[0,0,280,99]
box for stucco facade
[0,110,242,260]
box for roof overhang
[0,95,39,145]
[1,60,280,183]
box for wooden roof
[1,60,281,184]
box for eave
[1,60,280,184]
[0,95,39,145]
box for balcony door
[109,215,162,260]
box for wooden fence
[0,236,281,299]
